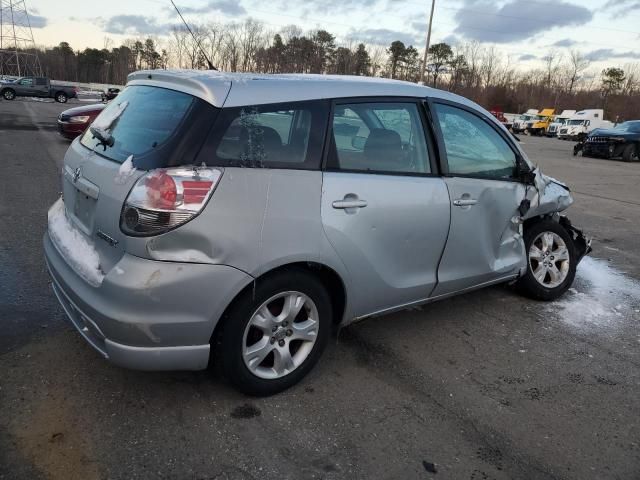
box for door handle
[453,198,478,207]
[332,199,368,209]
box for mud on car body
[44,71,591,396]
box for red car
[57,103,106,140]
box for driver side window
[434,103,516,179]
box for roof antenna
[170,0,217,70]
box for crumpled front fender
[523,170,574,219]
[521,169,591,264]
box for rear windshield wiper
[90,126,115,150]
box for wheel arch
[210,261,348,345]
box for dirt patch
[2,335,101,480]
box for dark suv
[581,121,640,162]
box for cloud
[349,28,419,46]
[28,13,47,28]
[552,38,577,47]
[8,10,47,28]
[453,0,593,43]
[441,34,461,46]
[178,0,246,16]
[298,0,378,13]
[519,54,538,61]
[102,15,172,35]
[584,48,640,61]
[603,0,640,17]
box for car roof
[126,69,476,109]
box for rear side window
[80,85,198,166]
[200,100,328,170]
[328,102,431,174]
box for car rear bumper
[44,231,253,371]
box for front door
[321,99,450,318]
[429,101,527,297]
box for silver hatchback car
[44,71,590,395]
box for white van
[558,110,614,140]
[546,110,576,137]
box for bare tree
[567,50,590,94]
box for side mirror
[351,135,367,150]
[515,156,536,184]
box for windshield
[535,115,547,121]
[613,121,640,132]
[568,119,585,126]
[80,85,196,165]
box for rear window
[80,85,199,166]
[199,100,328,170]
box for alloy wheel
[529,231,570,289]
[242,291,319,380]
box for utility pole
[419,0,436,86]
[0,0,42,77]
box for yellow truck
[527,108,555,136]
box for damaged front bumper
[559,216,592,263]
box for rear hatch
[56,84,219,280]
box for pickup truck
[0,76,78,103]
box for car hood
[589,128,638,138]
[60,103,106,116]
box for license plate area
[73,191,96,233]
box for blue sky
[24,0,640,69]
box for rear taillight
[120,167,222,236]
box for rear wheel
[215,269,331,396]
[515,219,577,301]
[55,92,68,103]
[622,143,638,162]
[2,89,15,100]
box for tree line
[15,18,640,120]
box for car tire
[55,92,68,103]
[515,219,577,301]
[622,144,638,162]
[215,268,332,396]
[2,89,15,100]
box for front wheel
[2,89,15,100]
[215,269,332,396]
[515,219,577,301]
[55,92,68,103]
[622,144,638,162]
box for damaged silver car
[44,71,591,395]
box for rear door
[428,100,526,297]
[321,98,450,318]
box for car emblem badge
[73,166,82,183]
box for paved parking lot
[1,99,639,480]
